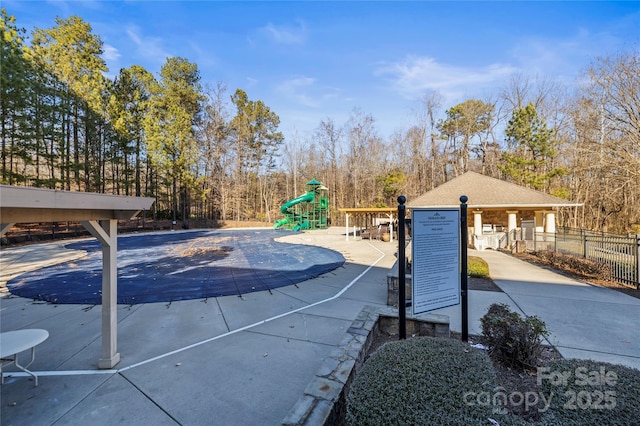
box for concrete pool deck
[1,227,639,425]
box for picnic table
[1,329,49,386]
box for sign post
[397,195,406,340]
[460,195,469,342]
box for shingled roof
[407,171,581,208]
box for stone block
[282,394,316,426]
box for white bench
[1,329,49,386]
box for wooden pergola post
[82,220,120,368]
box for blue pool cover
[7,229,346,305]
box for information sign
[411,208,461,315]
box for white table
[1,329,49,386]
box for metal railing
[529,227,640,289]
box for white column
[0,222,16,237]
[345,214,349,241]
[545,211,556,233]
[506,211,518,232]
[82,219,120,369]
[473,210,483,236]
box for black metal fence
[529,227,640,289]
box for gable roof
[407,171,581,209]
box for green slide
[280,192,314,214]
[274,192,314,230]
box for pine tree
[500,103,567,190]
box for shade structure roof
[408,171,582,209]
[0,185,154,223]
[337,207,397,214]
[1,184,154,369]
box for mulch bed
[513,252,639,300]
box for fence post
[636,234,640,289]
[583,230,588,259]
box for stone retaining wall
[282,305,449,425]
[387,259,412,307]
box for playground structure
[274,179,329,231]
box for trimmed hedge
[346,337,506,425]
[537,359,640,426]
[346,336,640,425]
[481,303,549,371]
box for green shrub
[468,256,490,278]
[346,337,510,425]
[346,336,640,425]
[480,303,549,371]
[538,359,640,425]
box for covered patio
[337,207,397,241]
[408,172,582,250]
[0,185,154,368]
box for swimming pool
[6,229,345,304]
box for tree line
[1,10,638,233]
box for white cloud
[376,56,518,102]
[259,20,307,45]
[275,76,347,108]
[125,25,171,64]
[508,28,627,82]
[102,43,120,62]
[276,76,319,107]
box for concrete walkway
[430,249,640,370]
[1,228,396,426]
[1,229,639,425]
[476,249,640,369]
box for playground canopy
[0,185,154,369]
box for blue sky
[4,1,639,141]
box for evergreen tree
[229,89,284,220]
[144,57,205,224]
[29,15,107,191]
[108,65,156,196]
[500,103,567,190]
[437,99,494,175]
[0,9,31,184]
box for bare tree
[198,82,231,219]
[315,118,343,211]
[566,49,640,232]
